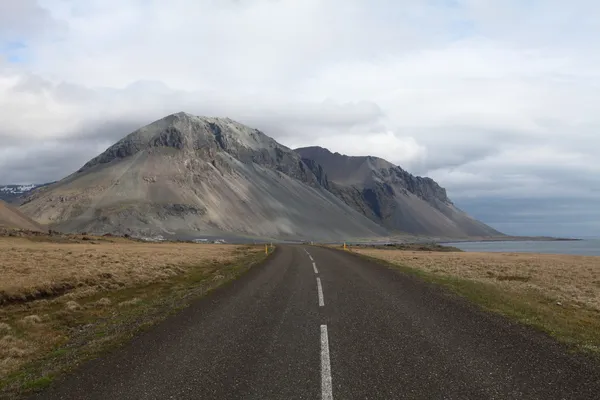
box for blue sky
[0,0,599,237]
[0,42,27,63]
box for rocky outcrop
[78,113,322,188]
[296,146,501,237]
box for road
[33,245,600,399]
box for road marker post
[265,244,268,255]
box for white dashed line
[307,251,330,398]
[321,325,334,400]
[317,277,324,307]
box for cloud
[0,70,385,182]
[0,0,599,236]
[290,130,428,168]
[455,196,600,237]
[0,0,61,39]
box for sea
[446,240,600,256]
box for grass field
[0,235,268,397]
[352,247,600,354]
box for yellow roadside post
[343,242,347,250]
[265,244,268,255]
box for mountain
[295,146,502,237]
[0,184,46,204]
[19,112,387,241]
[0,200,44,231]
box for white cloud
[1,0,599,235]
[0,0,61,40]
[291,131,427,168]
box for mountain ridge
[18,112,500,239]
[0,184,47,204]
[20,113,388,240]
[295,146,451,204]
[295,146,501,237]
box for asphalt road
[33,245,600,399]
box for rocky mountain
[0,200,44,231]
[295,146,502,237]
[0,184,44,204]
[20,112,387,241]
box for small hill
[0,200,45,231]
[295,146,501,237]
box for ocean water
[446,240,600,256]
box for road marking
[317,277,324,307]
[305,248,314,261]
[321,325,334,400]
[313,262,319,274]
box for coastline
[437,236,583,244]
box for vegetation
[352,248,600,355]
[0,234,269,398]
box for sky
[0,0,599,237]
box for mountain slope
[0,200,45,231]
[20,113,387,240]
[295,146,501,237]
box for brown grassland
[0,234,268,398]
[352,247,600,355]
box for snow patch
[0,184,38,194]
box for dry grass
[352,247,600,354]
[0,235,267,397]
[0,237,251,304]
[352,249,600,311]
